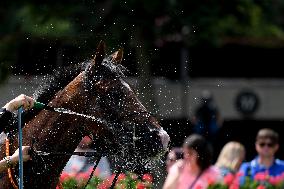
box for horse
[0,41,170,189]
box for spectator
[163,134,221,189]
[166,147,183,172]
[192,90,222,143]
[215,141,245,176]
[239,128,284,184]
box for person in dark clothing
[0,94,34,172]
[192,90,222,143]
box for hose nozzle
[33,101,46,109]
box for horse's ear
[111,48,123,64]
[93,40,106,66]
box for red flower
[102,174,115,184]
[269,175,283,185]
[142,173,153,183]
[257,185,266,189]
[118,173,126,182]
[86,167,100,177]
[136,182,146,189]
[97,179,112,189]
[206,176,215,186]
[59,172,70,182]
[116,182,126,189]
[229,183,239,189]
[224,173,235,185]
[77,172,89,180]
[97,182,109,189]
[254,172,269,181]
[195,184,203,189]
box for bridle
[6,68,162,189]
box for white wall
[1,76,284,120]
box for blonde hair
[215,142,245,172]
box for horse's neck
[24,73,89,152]
[24,113,86,152]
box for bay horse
[0,41,170,189]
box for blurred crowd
[161,90,284,189]
[163,128,284,189]
[160,90,284,188]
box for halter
[83,68,161,146]
[6,66,161,188]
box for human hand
[175,159,185,172]
[10,146,31,164]
[4,94,35,112]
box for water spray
[16,101,103,188]
[33,101,104,123]
[33,101,59,112]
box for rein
[27,110,153,189]
[4,56,164,188]
[6,110,153,189]
[6,69,156,188]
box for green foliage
[1,0,284,80]
[15,5,75,38]
[62,178,79,189]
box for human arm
[3,94,35,112]
[0,146,31,173]
[163,160,184,189]
[0,94,35,132]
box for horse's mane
[23,62,86,122]
[34,64,85,102]
[24,55,127,123]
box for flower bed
[57,169,153,189]
[58,169,284,189]
[208,172,284,189]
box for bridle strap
[82,153,103,188]
[110,169,121,189]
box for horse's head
[0,41,168,189]
[84,41,170,161]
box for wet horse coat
[0,42,169,189]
